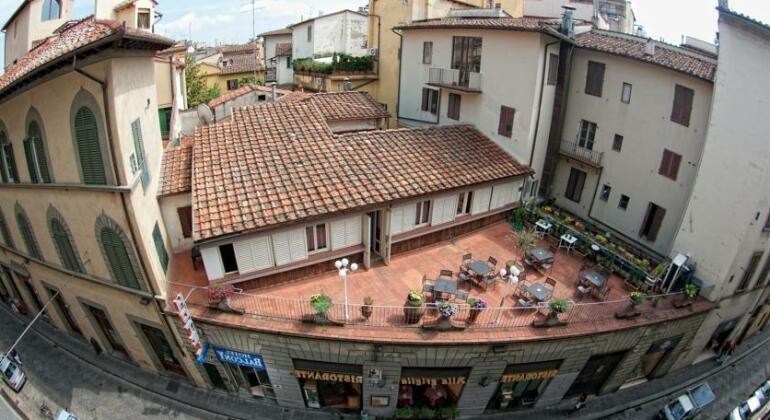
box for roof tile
[307,91,389,122]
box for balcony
[427,68,482,93]
[559,139,604,168]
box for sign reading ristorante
[292,369,364,384]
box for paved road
[0,390,22,420]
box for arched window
[0,207,14,249]
[48,206,84,273]
[15,204,42,260]
[0,130,19,183]
[95,214,142,290]
[24,119,51,183]
[41,0,61,21]
[73,106,107,185]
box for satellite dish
[197,104,214,125]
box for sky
[0,0,768,54]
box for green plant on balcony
[404,289,426,324]
[595,234,608,245]
[675,283,699,308]
[534,298,570,328]
[511,207,527,231]
[395,407,415,419]
[515,228,539,255]
[629,291,646,305]
[310,292,332,315]
[416,406,436,419]
[361,296,373,319]
[437,405,460,419]
[617,292,645,319]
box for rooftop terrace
[168,222,712,344]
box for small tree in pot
[361,296,374,319]
[403,289,425,324]
[207,285,244,314]
[533,298,570,328]
[674,283,699,308]
[467,298,487,324]
[310,292,333,322]
[616,292,645,319]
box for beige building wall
[160,193,194,252]
[3,0,74,68]
[551,49,713,256]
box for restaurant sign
[400,376,467,386]
[292,369,363,384]
[500,369,559,383]
[213,347,265,370]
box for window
[414,200,431,226]
[131,119,149,191]
[764,211,770,231]
[578,120,597,150]
[49,214,83,273]
[74,106,107,185]
[41,0,61,21]
[547,53,559,86]
[447,93,461,120]
[600,184,611,201]
[456,191,473,215]
[48,287,82,336]
[621,82,632,104]
[423,41,432,65]
[227,79,239,91]
[612,134,624,152]
[152,223,169,273]
[158,108,171,139]
[287,56,292,69]
[219,243,238,274]
[737,252,763,292]
[0,208,14,249]
[0,131,19,183]
[177,206,193,238]
[305,223,328,253]
[451,36,482,87]
[670,84,694,127]
[137,8,151,30]
[585,61,605,97]
[658,149,682,181]
[619,194,630,210]
[307,26,312,42]
[16,207,42,260]
[640,202,666,241]
[86,304,128,358]
[565,168,586,203]
[757,254,770,288]
[529,179,539,197]
[498,106,515,138]
[421,88,439,115]
[24,121,51,183]
[99,225,141,289]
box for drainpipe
[73,59,188,357]
[392,27,403,124]
[270,82,277,101]
[368,10,381,79]
[528,39,560,168]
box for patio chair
[576,284,591,300]
[440,269,454,279]
[545,277,557,289]
[422,283,435,294]
[461,253,472,266]
[487,256,498,267]
[422,274,430,284]
[455,290,468,303]
[517,298,534,308]
[592,286,611,301]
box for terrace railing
[174,284,687,331]
[427,67,482,92]
[559,139,604,167]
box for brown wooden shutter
[421,88,429,111]
[177,206,193,239]
[669,153,682,181]
[658,150,672,177]
[586,61,605,97]
[647,205,666,241]
[671,85,694,126]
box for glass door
[140,324,186,377]
[565,351,625,397]
[88,305,128,358]
[48,288,82,336]
[369,211,381,254]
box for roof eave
[576,46,715,83]
[2,0,30,31]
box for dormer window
[41,0,62,22]
[137,8,151,30]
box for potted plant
[516,228,538,256]
[616,292,645,319]
[308,292,333,323]
[403,289,426,324]
[533,298,570,328]
[416,406,436,419]
[395,406,415,419]
[361,296,373,319]
[207,285,245,314]
[674,283,699,308]
[511,207,526,231]
[467,298,487,324]
[437,405,460,419]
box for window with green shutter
[100,227,140,290]
[24,121,51,183]
[50,218,83,273]
[0,207,14,249]
[74,107,107,185]
[0,131,19,183]
[152,222,168,273]
[131,119,149,191]
[16,208,42,260]
[158,108,171,139]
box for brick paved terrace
[168,222,713,344]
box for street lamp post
[495,266,521,325]
[335,258,358,321]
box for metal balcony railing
[427,67,482,92]
[560,139,604,167]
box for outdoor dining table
[468,260,492,276]
[559,233,578,251]
[522,282,552,302]
[432,278,458,299]
[535,219,552,236]
[580,270,607,288]
[527,248,554,265]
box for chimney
[561,6,576,38]
[644,39,655,56]
[718,0,729,9]
[270,82,277,101]
[343,77,352,92]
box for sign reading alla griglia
[213,347,266,370]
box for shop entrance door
[47,287,82,336]
[87,305,128,358]
[368,211,382,260]
[140,324,186,377]
[565,351,626,397]
[225,363,274,398]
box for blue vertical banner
[195,342,209,365]
[213,346,266,370]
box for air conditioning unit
[368,48,378,57]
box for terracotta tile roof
[307,91,389,122]
[222,42,260,55]
[191,102,531,240]
[0,17,173,101]
[575,30,717,81]
[275,42,292,57]
[219,54,262,75]
[158,135,194,197]
[208,84,293,108]
[396,16,556,31]
[276,91,311,103]
[259,28,293,37]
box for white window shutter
[402,203,417,232]
[344,216,361,247]
[251,236,273,270]
[234,239,257,273]
[443,194,457,224]
[472,187,492,215]
[390,207,404,235]
[272,231,291,266]
[431,197,445,226]
[201,246,224,279]
[331,220,347,250]
[288,228,307,261]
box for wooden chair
[439,269,453,279]
[455,290,468,303]
[462,253,472,264]
[545,277,557,289]
[487,256,498,267]
[422,274,430,284]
